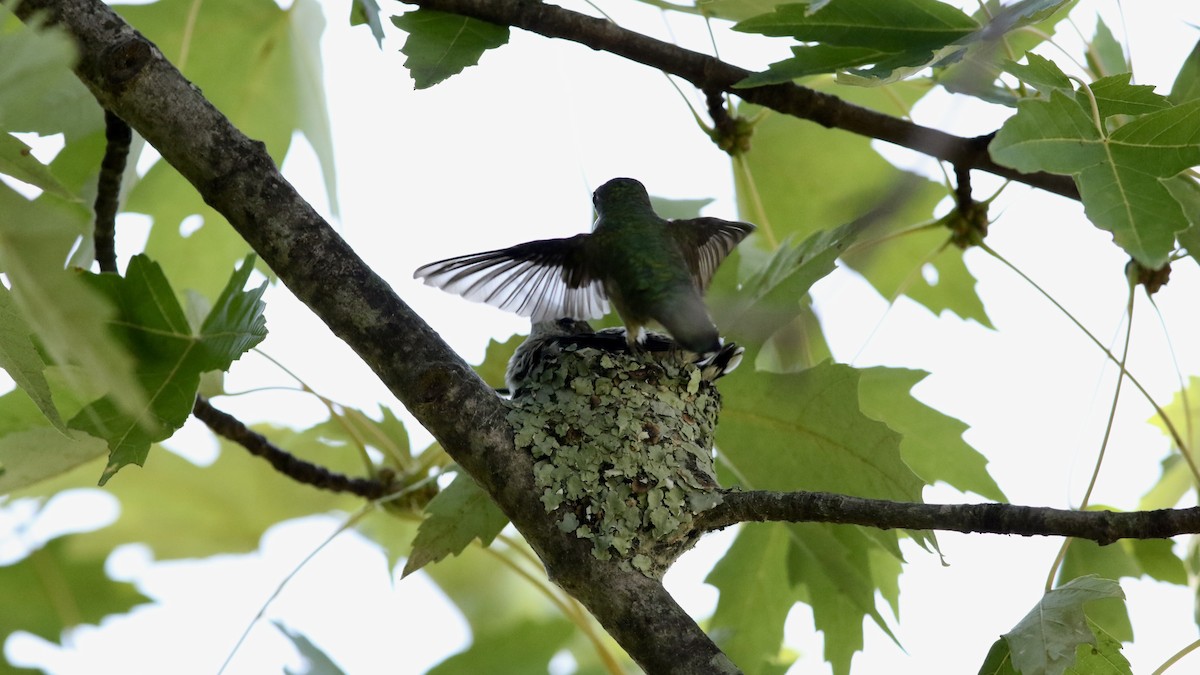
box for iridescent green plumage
[414,177,755,352]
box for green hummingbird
[413,177,755,353]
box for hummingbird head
[592,177,653,218]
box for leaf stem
[979,243,1200,484]
[483,536,625,675]
[217,506,372,675]
[1044,279,1136,592]
[1152,637,1200,675]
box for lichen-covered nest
[506,342,724,577]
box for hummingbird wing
[413,234,609,322]
[667,218,756,290]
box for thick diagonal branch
[409,0,1080,200]
[13,1,729,671]
[697,491,1200,546]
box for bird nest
[506,341,725,577]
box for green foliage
[0,536,150,643]
[119,0,336,300]
[706,524,799,674]
[0,186,145,427]
[393,9,510,90]
[990,59,1200,269]
[0,9,97,138]
[714,363,922,671]
[734,0,1074,87]
[735,0,978,85]
[427,617,575,675]
[403,472,508,577]
[858,366,1005,501]
[980,577,1127,675]
[278,622,347,675]
[730,85,991,328]
[69,255,267,484]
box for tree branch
[192,396,394,499]
[697,490,1200,546]
[409,0,1081,200]
[93,109,130,273]
[14,1,729,671]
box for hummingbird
[504,318,744,396]
[413,177,755,353]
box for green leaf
[0,284,63,429]
[734,0,978,85]
[0,428,106,495]
[737,45,897,87]
[979,636,1019,675]
[0,133,74,198]
[990,91,1200,268]
[734,0,977,53]
[69,255,267,484]
[716,220,864,351]
[0,11,99,138]
[1065,619,1132,675]
[1001,576,1125,675]
[0,186,145,420]
[788,522,898,675]
[858,367,1005,501]
[348,0,385,48]
[1061,535,1186,588]
[0,537,150,642]
[649,195,714,220]
[278,622,346,675]
[393,9,510,90]
[707,523,799,674]
[715,363,920,672]
[1086,73,1170,119]
[980,617,1132,675]
[121,0,336,299]
[691,0,784,22]
[473,333,523,391]
[734,87,990,326]
[935,1,1077,106]
[64,434,358,562]
[402,472,509,577]
[1086,17,1127,78]
[1003,53,1072,94]
[1167,176,1200,266]
[1169,39,1200,105]
[427,617,574,675]
[718,363,923,501]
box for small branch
[192,396,393,499]
[696,490,1200,546]
[410,0,1080,201]
[93,109,131,273]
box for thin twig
[93,109,131,273]
[192,396,393,499]
[696,489,1200,546]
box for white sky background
[6,0,1200,673]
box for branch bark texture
[410,0,1081,200]
[698,491,1200,546]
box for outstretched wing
[667,217,756,290]
[413,234,609,322]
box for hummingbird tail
[655,293,721,354]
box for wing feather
[667,217,755,289]
[414,235,609,322]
